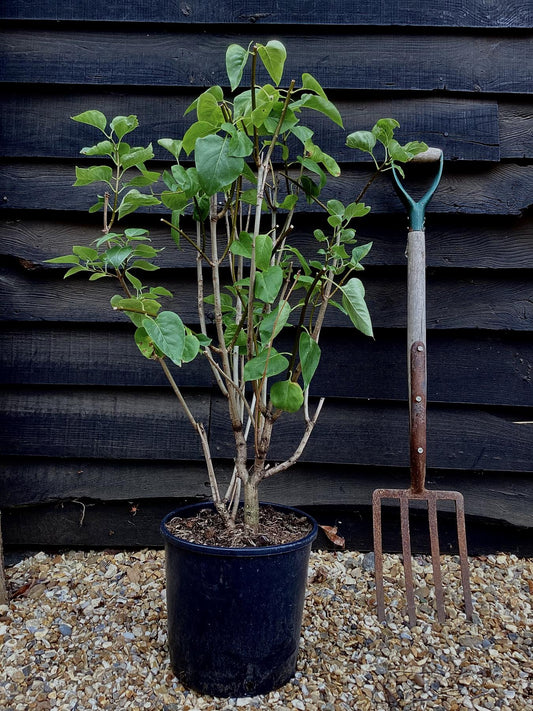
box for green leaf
[340,278,373,337]
[150,286,173,298]
[45,254,80,265]
[197,91,224,126]
[125,168,161,187]
[117,189,160,219]
[73,165,113,187]
[134,327,158,359]
[372,118,400,148]
[64,265,88,278]
[299,331,321,390]
[88,272,109,281]
[103,246,133,268]
[270,379,304,413]
[298,156,326,191]
[130,259,159,271]
[296,93,343,128]
[72,110,107,132]
[125,270,143,291]
[158,138,183,160]
[255,233,273,271]
[226,127,254,158]
[112,296,161,327]
[257,40,287,86]
[110,115,139,140]
[229,231,253,259]
[124,228,150,238]
[327,215,342,228]
[80,140,114,156]
[72,245,99,261]
[278,194,298,211]
[304,140,341,177]
[161,191,190,212]
[142,311,186,366]
[350,242,373,267]
[327,199,345,217]
[89,196,106,213]
[194,134,244,196]
[224,323,247,350]
[259,301,291,344]
[402,141,429,159]
[254,265,283,303]
[121,144,154,171]
[226,43,249,91]
[184,86,224,117]
[182,333,201,363]
[170,164,201,197]
[243,348,289,382]
[290,124,314,146]
[346,130,376,154]
[344,201,371,220]
[132,243,158,258]
[301,72,327,98]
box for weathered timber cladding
[0,4,532,548]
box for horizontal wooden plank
[0,387,208,460]
[211,398,533,472]
[4,212,533,270]
[0,92,500,162]
[499,102,533,160]
[1,325,532,408]
[1,1,531,28]
[2,264,533,331]
[0,323,214,389]
[2,459,532,530]
[2,162,532,217]
[1,387,531,471]
[4,498,532,554]
[1,30,531,94]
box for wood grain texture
[2,459,531,529]
[1,30,531,94]
[499,102,533,159]
[1,326,532,407]
[2,162,532,216]
[210,398,533,472]
[0,91,500,162]
[1,1,531,28]
[0,387,209,460]
[4,212,533,270]
[2,265,533,331]
[3,499,532,553]
[4,386,528,471]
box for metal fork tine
[399,493,417,627]
[372,490,386,622]
[427,494,446,623]
[454,493,474,620]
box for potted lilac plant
[49,40,426,696]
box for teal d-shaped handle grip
[392,150,444,231]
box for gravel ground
[0,548,531,710]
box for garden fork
[372,148,473,626]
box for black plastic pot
[160,502,318,697]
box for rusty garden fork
[372,148,474,626]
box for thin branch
[160,218,213,265]
[261,397,325,479]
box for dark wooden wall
[1,2,532,552]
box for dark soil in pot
[164,504,313,547]
[160,502,318,697]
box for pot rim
[160,501,318,557]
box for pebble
[1,549,531,710]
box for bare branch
[261,398,325,479]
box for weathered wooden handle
[410,341,427,494]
